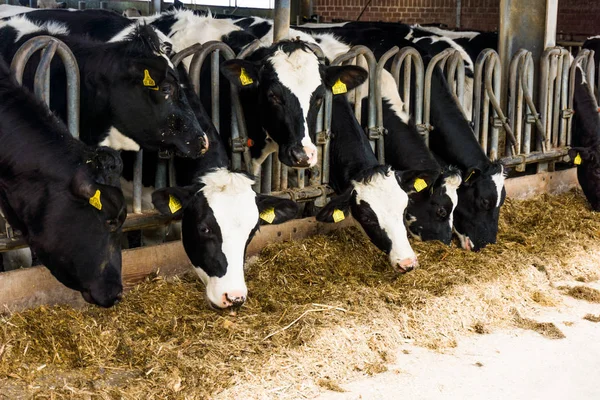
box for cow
[0,59,127,307]
[320,88,438,272]
[0,15,208,158]
[568,63,600,210]
[149,69,300,309]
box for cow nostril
[225,293,246,308]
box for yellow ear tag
[332,209,345,223]
[239,68,254,86]
[332,78,347,95]
[143,69,156,87]
[414,178,428,192]
[168,195,182,214]
[574,153,582,165]
[89,189,102,211]
[260,207,276,224]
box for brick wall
[312,0,600,38]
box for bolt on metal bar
[11,36,80,138]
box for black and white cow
[320,89,437,272]
[0,15,208,158]
[568,63,600,210]
[150,71,299,309]
[0,59,126,307]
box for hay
[513,311,566,339]
[560,286,600,303]
[583,314,600,323]
[0,189,599,398]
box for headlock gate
[0,35,597,256]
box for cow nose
[290,147,310,167]
[200,133,209,155]
[396,257,418,273]
[224,291,246,308]
[303,144,318,167]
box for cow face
[103,54,208,158]
[317,167,436,273]
[152,168,298,309]
[221,41,367,170]
[452,163,505,251]
[30,167,127,307]
[404,167,462,244]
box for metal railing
[2,35,590,257]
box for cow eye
[436,207,448,219]
[106,219,120,232]
[161,83,173,96]
[480,198,491,210]
[199,226,211,234]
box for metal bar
[211,49,220,132]
[33,40,57,106]
[78,1,85,9]
[133,150,143,214]
[273,0,291,42]
[391,47,425,139]
[10,36,80,138]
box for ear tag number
[89,189,102,211]
[332,78,347,95]
[414,178,427,192]
[260,207,276,224]
[574,153,582,165]
[332,209,345,223]
[168,195,182,214]
[143,69,159,90]
[239,68,254,86]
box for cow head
[96,24,208,158]
[452,162,505,251]
[221,41,367,170]
[31,167,127,307]
[151,168,298,309]
[317,166,436,273]
[404,166,462,244]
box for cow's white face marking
[491,168,505,208]
[194,168,258,308]
[99,126,141,151]
[352,172,416,265]
[269,47,321,160]
[0,16,69,41]
[443,173,461,232]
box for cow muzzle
[207,290,247,310]
[289,144,318,168]
[395,257,418,273]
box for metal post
[78,1,85,9]
[100,1,108,9]
[273,0,291,42]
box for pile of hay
[1,190,599,398]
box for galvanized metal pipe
[273,0,291,42]
[133,151,143,214]
[10,36,80,138]
[33,40,57,107]
[391,47,425,139]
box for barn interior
[0,0,600,398]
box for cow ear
[395,169,439,194]
[256,195,299,225]
[324,65,368,93]
[568,147,593,164]
[151,186,198,218]
[316,190,352,223]
[71,166,99,202]
[221,59,259,89]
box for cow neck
[427,66,490,171]
[328,95,380,193]
[572,67,600,148]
